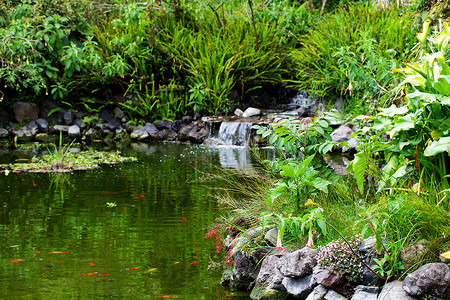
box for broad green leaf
[376,104,408,117]
[310,177,330,193]
[389,114,415,138]
[406,90,439,103]
[424,137,450,156]
[316,218,327,236]
[433,76,450,96]
[352,152,369,194]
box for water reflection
[0,143,253,299]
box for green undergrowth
[0,150,136,173]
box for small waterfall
[290,90,317,107]
[217,122,253,146]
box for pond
[0,143,263,299]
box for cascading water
[217,121,253,146]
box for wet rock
[242,107,261,118]
[73,119,84,128]
[99,109,113,122]
[351,285,379,300]
[12,121,38,138]
[82,128,101,142]
[305,285,328,300]
[130,123,158,140]
[194,112,202,120]
[377,281,415,300]
[154,120,173,130]
[278,247,318,277]
[264,228,278,247]
[254,255,285,290]
[171,120,182,132]
[402,262,449,299]
[232,251,260,290]
[35,133,56,143]
[63,110,74,125]
[13,102,39,123]
[235,108,244,117]
[400,240,428,270]
[68,125,81,138]
[282,274,317,298]
[221,269,233,287]
[36,118,49,132]
[0,128,9,138]
[155,129,177,141]
[178,124,209,143]
[181,115,192,124]
[51,125,69,133]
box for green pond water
[0,143,261,299]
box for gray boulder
[402,262,449,299]
[250,255,288,300]
[13,102,39,123]
[232,251,260,290]
[264,228,278,247]
[12,121,38,138]
[0,128,9,138]
[36,118,49,132]
[130,123,158,140]
[242,107,261,118]
[351,285,379,300]
[255,255,285,290]
[51,125,69,133]
[305,285,328,300]
[330,124,357,152]
[400,240,428,270]
[282,274,317,299]
[68,125,81,138]
[378,281,415,300]
[235,108,244,117]
[278,247,318,277]
[313,268,352,297]
[154,120,173,130]
[324,290,348,300]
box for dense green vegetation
[1,0,450,287]
[2,0,446,121]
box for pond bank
[0,100,356,154]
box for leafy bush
[293,2,414,109]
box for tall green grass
[293,2,414,108]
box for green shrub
[293,2,414,110]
